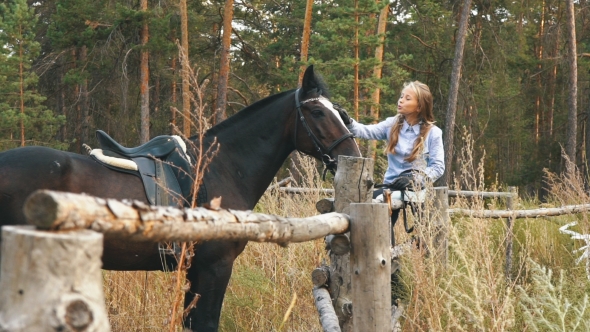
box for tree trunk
[441,0,472,186]
[565,0,578,164]
[292,0,315,184]
[370,3,388,116]
[367,3,389,159]
[179,0,191,137]
[535,0,546,144]
[171,57,177,132]
[140,0,150,143]
[18,24,25,147]
[215,0,234,124]
[298,0,314,86]
[79,45,89,149]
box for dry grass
[103,135,590,331]
[103,155,329,331]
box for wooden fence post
[330,156,374,331]
[350,203,392,332]
[505,186,517,280]
[432,187,449,265]
[0,225,110,332]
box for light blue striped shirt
[347,115,445,184]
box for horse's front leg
[182,240,248,332]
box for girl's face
[397,87,420,119]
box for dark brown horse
[0,65,361,331]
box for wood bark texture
[23,190,349,244]
[432,187,450,264]
[0,226,110,332]
[313,286,342,332]
[328,234,351,256]
[312,265,331,287]
[565,0,578,162]
[317,198,335,214]
[140,0,150,143]
[369,3,389,118]
[179,0,190,137]
[330,156,374,331]
[349,203,392,332]
[298,0,314,86]
[215,0,234,124]
[448,190,514,198]
[79,45,89,149]
[505,186,517,280]
[442,0,472,185]
[450,203,590,219]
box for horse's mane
[195,71,330,139]
[202,90,293,138]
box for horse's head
[292,65,362,175]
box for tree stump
[0,225,110,332]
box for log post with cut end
[349,203,392,332]
[0,225,110,332]
[330,156,374,331]
[432,187,449,265]
[505,186,517,280]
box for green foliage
[517,260,590,331]
[0,0,587,188]
[0,0,65,150]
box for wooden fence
[0,156,411,332]
[3,156,590,332]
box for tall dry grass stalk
[398,129,590,331]
[104,125,590,331]
[105,49,220,332]
[220,155,328,331]
[103,155,329,331]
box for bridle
[294,89,355,179]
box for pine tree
[0,0,65,150]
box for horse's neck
[200,106,295,209]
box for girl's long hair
[387,81,435,162]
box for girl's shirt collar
[401,118,422,135]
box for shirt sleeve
[424,126,445,182]
[347,116,397,141]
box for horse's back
[0,146,146,225]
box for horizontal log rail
[278,187,335,195]
[450,203,590,219]
[448,190,514,198]
[270,184,516,199]
[24,190,350,244]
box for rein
[294,89,355,179]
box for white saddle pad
[374,189,426,209]
[88,135,190,171]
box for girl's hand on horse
[334,103,351,125]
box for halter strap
[293,89,354,177]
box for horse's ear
[300,65,319,94]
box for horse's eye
[311,109,324,118]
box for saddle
[91,130,198,207]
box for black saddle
[93,130,202,207]
[96,130,181,159]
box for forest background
[1,0,589,194]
